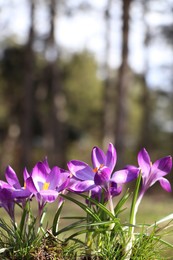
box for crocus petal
[109,182,122,198]
[92,146,106,169]
[0,187,14,200]
[47,166,61,189]
[58,169,70,184]
[42,157,51,173]
[148,156,172,188]
[0,180,12,189]
[125,165,139,171]
[12,188,31,199]
[91,186,101,195]
[67,160,94,181]
[69,180,95,192]
[94,167,111,186]
[111,169,139,184]
[23,168,30,182]
[25,177,38,193]
[31,162,48,183]
[137,148,151,177]
[109,188,122,199]
[37,190,59,203]
[57,177,70,192]
[0,188,15,220]
[159,177,172,192]
[105,143,117,172]
[90,186,103,202]
[48,167,70,192]
[5,166,21,189]
[152,156,172,177]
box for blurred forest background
[0,0,172,180]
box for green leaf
[19,200,30,237]
[66,220,115,230]
[148,213,173,229]
[114,190,130,216]
[54,219,85,236]
[62,216,86,220]
[64,229,91,243]
[77,193,117,220]
[52,202,64,236]
[0,218,15,238]
[60,194,101,221]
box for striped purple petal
[152,156,172,177]
[25,177,38,193]
[105,143,117,172]
[109,182,122,198]
[92,146,106,169]
[23,168,30,182]
[47,166,61,189]
[159,177,172,192]
[5,166,21,189]
[42,157,51,173]
[12,188,31,199]
[69,179,95,192]
[94,167,111,186]
[36,190,59,203]
[138,148,151,177]
[67,160,94,181]
[31,162,48,187]
[111,169,139,184]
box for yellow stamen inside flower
[24,182,26,189]
[93,167,98,173]
[93,164,104,173]
[43,182,50,190]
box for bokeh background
[0,0,172,183]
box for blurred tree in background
[0,0,172,183]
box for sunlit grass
[120,194,173,258]
[50,193,173,257]
[1,193,173,258]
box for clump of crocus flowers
[0,143,172,258]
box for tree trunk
[115,0,132,167]
[103,0,116,148]
[137,0,151,150]
[21,0,35,168]
[46,0,67,167]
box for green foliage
[0,193,173,259]
[63,51,103,137]
[131,231,164,260]
[0,202,43,259]
[50,192,172,260]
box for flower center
[93,164,104,173]
[43,182,50,190]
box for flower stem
[108,193,115,230]
[109,195,115,216]
[85,191,92,256]
[125,173,142,259]
[129,173,142,234]
[37,201,46,234]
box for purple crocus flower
[5,166,31,199]
[68,143,139,201]
[25,158,70,205]
[0,166,31,220]
[128,148,172,238]
[137,148,172,200]
[0,181,15,220]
